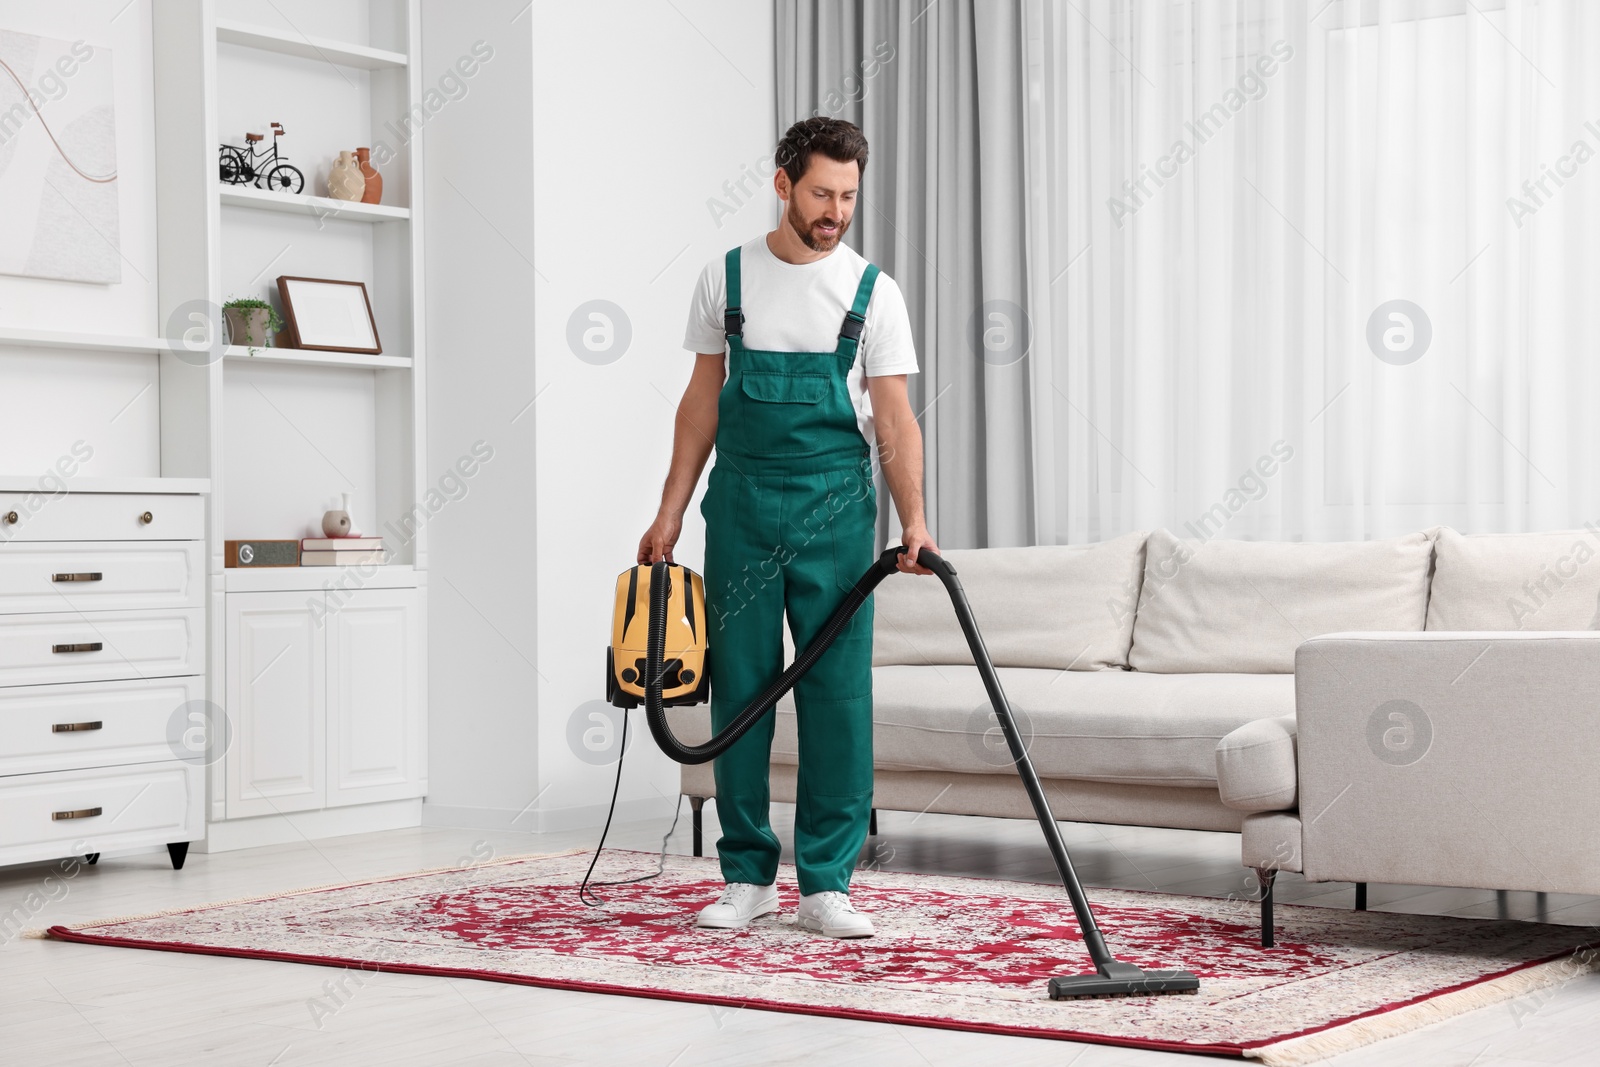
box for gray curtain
[776,0,1033,550]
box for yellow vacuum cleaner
[607,562,709,709]
[597,545,1201,1000]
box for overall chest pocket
[727,369,841,455]
[739,371,829,404]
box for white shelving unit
[214,18,408,70]
[0,475,211,495]
[150,0,428,853]
[0,0,430,868]
[0,326,170,356]
[218,184,410,221]
[222,563,420,593]
[221,345,412,370]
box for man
[637,116,936,938]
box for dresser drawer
[0,607,203,686]
[0,760,202,859]
[0,540,203,614]
[0,492,204,542]
[0,675,205,776]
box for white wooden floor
[6,805,1599,1066]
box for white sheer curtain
[1024,0,1600,544]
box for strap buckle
[724,307,745,337]
[838,311,866,343]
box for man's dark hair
[775,117,868,185]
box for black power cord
[578,707,684,908]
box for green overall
[700,246,880,897]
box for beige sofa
[1217,526,1600,943]
[676,525,1600,936]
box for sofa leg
[1355,882,1367,911]
[869,808,878,836]
[1536,891,1549,922]
[689,796,705,858]
[1254,868,1276,948]
[1496,889,1509,919]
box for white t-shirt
[682,236,919,447]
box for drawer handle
[52,572,104,583]
[140,510,154,525]
[53,721,104,733]
[52,807,103,821]
[3,511,16,525]
[52,642,103,654]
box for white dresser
[0,489,207,870]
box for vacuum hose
[639,544,1201,998]
[642,544,911,765]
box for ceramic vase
[356,147,382,205]
[327,151,365,201]
[322,492,357,537]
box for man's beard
[787,198,850,252]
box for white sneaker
[796,891,875,938]
[696,882,779,930]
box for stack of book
[301,536,387,567]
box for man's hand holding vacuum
[897,522,938,576]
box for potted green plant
[222,296,284,351]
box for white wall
[418,1,538,830]
[422,0,776,831]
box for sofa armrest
[1294,630,1600,893]
[1216,715,1297,812]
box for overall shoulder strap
[723,247,745,338]
[839,263,881,342]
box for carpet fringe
[1247,951,1600,1065]
[42,847,589,935]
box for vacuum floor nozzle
[1048,963,1201,1000]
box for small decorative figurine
[218,122,305,194]
[322,492,357,537]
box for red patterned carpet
[45,850,1598,1064]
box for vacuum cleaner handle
[913,548,1122,972]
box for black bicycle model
[218,122,305,194]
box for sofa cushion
[1215,715,1297,812]
[1128,528,1434,673]
[857,665,1292,786]
[1426,526,1600,630]
[666,666,1293,787]
[872,532,1148,671]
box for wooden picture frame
[276,276,382,354]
